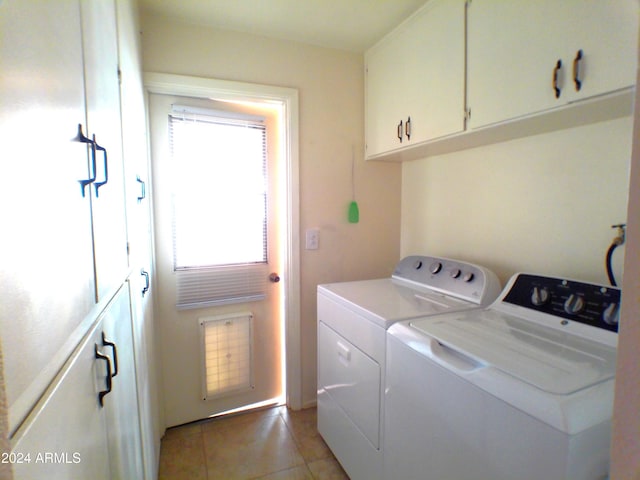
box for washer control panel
[392,255,500,305]
[503,274,620,332]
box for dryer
[317,255,501,480]
[385,273,619,480]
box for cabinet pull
[136,175,146,202]
[94,344,113,407]
[552,59,562,99]
[572,49,583,91]
[93,137,108,197]
[101,332,118,377]
[405,116,411,140]
[141,269,150,296]
[73,124,97,197]
[397,120,403,143]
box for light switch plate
[305,228,319,250]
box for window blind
[176,265,268,310]
[169,105,269,310]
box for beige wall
[141,13,401,409]
[401,116,633,287]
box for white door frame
[143,72,302,410]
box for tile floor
[158,406,349,480]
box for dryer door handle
[336,341,351,366]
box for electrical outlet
[305,228,319,250]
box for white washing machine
[317,255,501,480]
[385,273,620,480]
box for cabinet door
[365,31,406,156]
[560,0,638,103]
[117,0,163,472]
[101,283,145,479]
[468,0,639,130]
[365,0,465,158]
[467,0,564,128]
[0,0,96,431]
[401,0,465,146]
[80,0,130,301]
[12,325,111,480]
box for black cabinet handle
[94,344,112,407]
[93,137,108,196]
[397,120,403,143]
[136,176,146,202]
[101,332,118,377]
[405,116,411,141]
[73,124,96,197]
[552,59,562,99]
[141,269,150,296]
[572,49,583,91]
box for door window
[168,106,270,309]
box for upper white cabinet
[365,0,638,161]
[365,0,466,160]
[467,0,639,130]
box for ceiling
[139,0,428,53]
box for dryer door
[318,321,381,448]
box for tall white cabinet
[116,0,164,476]
[0,0,98,428]
[0,0,160,478]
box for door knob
[269,272,281,283]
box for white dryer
[317,255,501,480]
[385,273,620,480]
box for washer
[385,273,620,480]
[317,255,501,480]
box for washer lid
[409,310,617,395]
[318,278,473,328]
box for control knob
[564,294,585,315]
[602,303,620,326]
[531,287,550,306]
[451,268,461,279]
[430,262,442,274]
[463,272,474,282]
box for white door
[149,93,285,427]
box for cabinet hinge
[117,67,123,85]
[464,107,471,122]
[126,242,130,256]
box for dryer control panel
[503,274,620,332]
[392,255,501,306]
